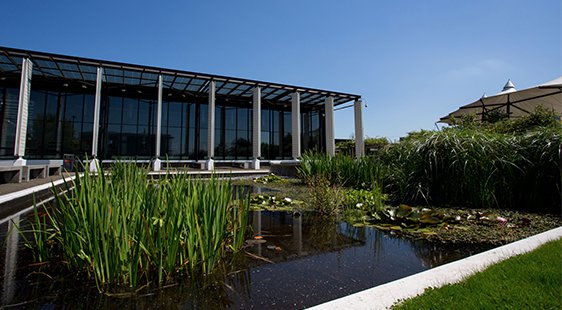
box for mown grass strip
[393,238,562,309]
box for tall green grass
[28,162,250,290]
[299,124,561,213]
[298,152,387,190]
[379,128,561,212]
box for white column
[354,99,365,158]
[324,96,335,156]
[206,80,215,170]
[153,74,163,171]
[90,67,103,172]
[291,92,301,159]
[13,58,33,166]
[252,86,261,169]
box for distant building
[0,47,364,170]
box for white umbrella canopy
[439,77,562,124]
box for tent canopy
[439,77,562,124]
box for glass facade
[24,89,94,159]
[0,87,18,158]
[0,84,326,161]
[0,49,356,163]
[261,108,293,160]
[160,100,207,160]
[214,101,252,160]
[301,109,325,153]
[100,96,156,159]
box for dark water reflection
[0,210,492,309]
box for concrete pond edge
[310,226,562,310]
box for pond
[1,208,492,309]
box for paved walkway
[0,172,74,196]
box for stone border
[310,226,562,310]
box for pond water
[1,209,492,309]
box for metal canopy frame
[0,46,360,108]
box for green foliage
[306,175,346,215]
[452,106,561,134]
[490,106,561,134]
[301,109,562,214]
[26,162,250,291]
[253,173,286,184]
[394,238,562,309]
[380,126,561,212]
[344,187,387,214]
[249,194,303,211]
[298,152,388,190]
[336,137,390,156]
[364,136,390,149]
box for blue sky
[1,1,560,140]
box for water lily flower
[497,217,508,224]
[284,197,292,203]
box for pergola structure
[0,46,364,171]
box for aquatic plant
[298,152,388,190]
[306,175,346,215]
[300,109,561,213]
[380,126,561,212]
[26,162,250,290]
[253,173,287,184]
[344,187,388,214]
[249,194,303,211]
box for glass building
[0,46,364,170]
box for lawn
[393,238,562,309]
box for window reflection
[213,101,252,160]
[301,109,324,153]
[260,108,292,160]
[0,88,19,158]
[1,77,326,161]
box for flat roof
[0,46,361,107]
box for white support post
[354,99,365,158]
[252,86,261,169]
[206,80,215,170]
[90,67,103,172]
[153,74,163,171]
[13,58,33,166]
[325,96,335,156]
[291,92,301,160]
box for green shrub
[306,175,346,215]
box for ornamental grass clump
[299,108,561,214]
[379,126,561,213]
[27,162,249,290]
[298,152,387,189]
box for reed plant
[27,162,250,290]
[299,111,561,213]
[379,127,561,213]
[298,152,387,190]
